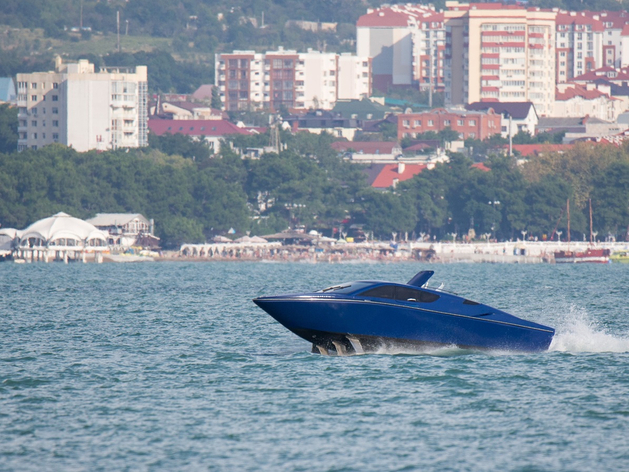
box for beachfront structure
[86,213,157,249]
[398,107,502,140]
[444,2,557,117]
[356,4,446,92]
[215,48,371,111]
[16,58,148,152]
[3,212,109,263]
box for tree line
[1,129,629,247]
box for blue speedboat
[253,270,554,354]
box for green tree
[0,104,18,154]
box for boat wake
[549,306,629,353]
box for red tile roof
[148,119,253,137]
[556,12,605,32]
[471,162,490,172]
[556,84,608,101]
[572,66,629,82]
[585,10,629,30]
[357,5,441,28]
[512,144,573,157]
[371,164,427,188]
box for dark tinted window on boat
[463,299,479,305]
[396,286,440,303]
[360,285,439,303]
[360,285,396,299]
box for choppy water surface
[1,262,629,471]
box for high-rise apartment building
[16,58,148,152]
[555,11,604,83]
[444,2,556,116]
[215,48,371,112]
[592,10,629,68]
[356,4,446,92]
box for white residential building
[215,48,371,112]
[555,11,604,83]
[554,83,624,121]
[16,58,148,152]
[356,4,446,92]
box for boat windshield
[359,284,440,303]
[318,282,372,294]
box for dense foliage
[2,134,629,247]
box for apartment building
[16,58,148,152]
[356,4,446,92]
[592,10,629,68]
[444,2,556,116]
[398,108,502,141]
[555,11,604,83]
[215,48,371,112]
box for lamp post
[521,230,527,241]
[556,230,562,243]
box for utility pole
[269,114,281,154]
[428,31,433,109]
[116,10,120,53]
[508,114,513,156]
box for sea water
[1,262,628,471]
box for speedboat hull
[253,271,555,354]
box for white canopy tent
[15,212,109,262]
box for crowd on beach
[171,239,629,263]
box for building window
[457,119,463,126]
[31,95,37,101]
[31,83,37,89]
[53,133,59,141]
[444,120,451,126]
[52,95,58,101]
[403,119,410,127]
[414,120,421,126]
[469,120,476,126]
[53,120,59,127]
[53,83,58,89]
[52,107,58,114]
[31,120,37,126]
[428,120,434,126]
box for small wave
[549,306,629,353]
[373,343,473,357]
